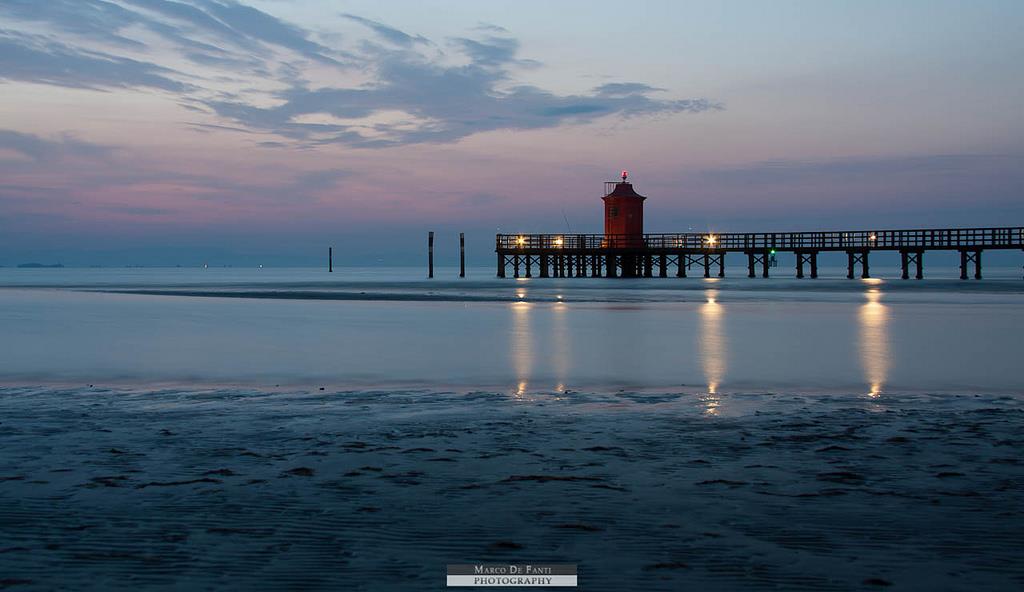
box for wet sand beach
[1,386,1022,591]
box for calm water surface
[0,266,1021,394]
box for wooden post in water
[428,231,434,278]
[329,247,333,273]
[459,233,465,278]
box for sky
[0,0,1022,266]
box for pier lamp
[554,237,564,247]
[705,234,717,247]
[869,233,877,242]
[517,235,526,247]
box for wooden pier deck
[496,227,1024,279]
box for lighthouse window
[609,206,618,217]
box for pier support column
[540,254,549,278]
[428,231,434,278]
[718,253,725,278]
[525,255,532,278]
[621,255,635,278]
[677,253,687,278]
[795,251,818,279]
[497,253,505,278]
[644,255,654,278]
[513,255,521,278]
[960,249,983,280]
[846,250,869,279]
[659,254,667,278]
[762,251,770,278]
[459,233,465,278]
[703,254,711,278]
[954,246,978,278]
[606,254,617,278]
[901,249,924,280]
[746,251,756,278]
[566,255,573,278]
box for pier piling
[960,249,982,280]
[328,247,333,273]
[428,231,434,278]
[459,233,465,278]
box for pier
[496,227,1024,279]
[495,173,1021,280]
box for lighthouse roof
[603,182,646,200]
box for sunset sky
[1,0,1021,266]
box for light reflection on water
[2,269,1017,394]
[551,301,569,392]
[859,288,890,397]
[507,285,897,401]
[511,301,532,397]
[699,289,726,415]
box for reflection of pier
[496,227,1023,280]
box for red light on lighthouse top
[621,170,628,182]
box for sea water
[0,266,1021,395]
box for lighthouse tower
[602,170,646,248]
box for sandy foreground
[1,386,1022,591]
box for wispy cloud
[342,14,428,47]
[0,129,114,162]
[203,30,719,148]
[0,31,192,92]
[0,2,718,149]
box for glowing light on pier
[705,234,718,246]
[517,236,526,246]
[554,237,564,247]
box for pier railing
[497,227,1024,252]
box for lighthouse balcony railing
[497,227,1024,252]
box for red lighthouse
[603,170,646,247]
